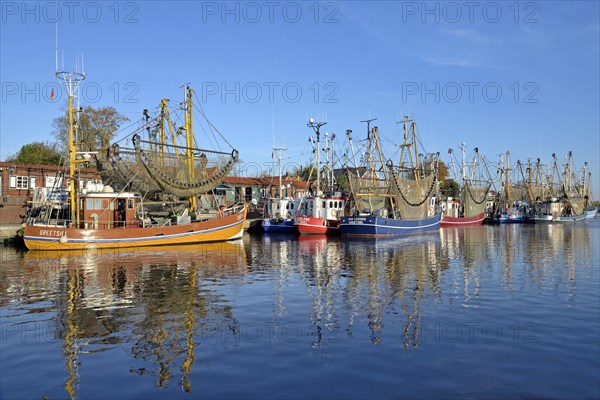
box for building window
[9,176,16,188]
[16,176,29,189]
[29,177,36,189]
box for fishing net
[463,182,489,217]
[133,134,237,198]
[346,168,389,213]
[570,198,585,215]
[390,172,436,220]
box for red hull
[294,216,339,235]
[440,212,485,227]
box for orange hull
[24,206,247,251]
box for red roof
[223,175,309,189]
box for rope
[192,91,234,150]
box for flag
[50,88,55,100]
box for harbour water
[1,221,599,399]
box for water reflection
[0,222,597,399]
[19,242,246,398]
[342,235,443,347]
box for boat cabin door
[115,198,127,228]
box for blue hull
[497,216,527,223]
[262,218,297,234]
[340,213,442,237]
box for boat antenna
[55,5,58,73]
[360,118,377,140]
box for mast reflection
[24,241,246,397]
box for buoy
[59,234,68,244]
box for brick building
[0,161,100,225]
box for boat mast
[583,162,589,199]
[470,146,479,182]
[330,132,336,193]
[183,84,197,211]
[308,118,327,196]
[412,118,419,177]
[56,60,85,226]
[360,118,378,192]
[159,99,166,166]
[505,151,511,207]
[397,116,418,181]
[461,142,466,186]
[324,132,330,193]
[273,145,287,198]
[346,130,358,170]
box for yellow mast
[181,268,197,392]
[160,100,181,160]
[68,94,77,224]
[185,86,197,211]
[57,65,85,227]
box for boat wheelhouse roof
[81,192,139,199]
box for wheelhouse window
[86,198,103,210]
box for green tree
[52,105,129,154]
[299,165,317,181]
[440,179,460,198]
[6,141,62,165]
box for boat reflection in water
[5,221,596,399]
[23,241,246,398]
[338,234,444,347]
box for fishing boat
[488,151,529,223]
[582,162,597,220]
[441,143,491,227]
[295,195,346,235]
[263,198,301,233]
[554,153,592,223]
[340,116,441,237]
[24,66,245,251]
[294,119,346,235]
[261,145,303,234]
[526,156,562,223]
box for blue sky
[1,1,599,197]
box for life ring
[331,209,338,218]
[428,205,434,215]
